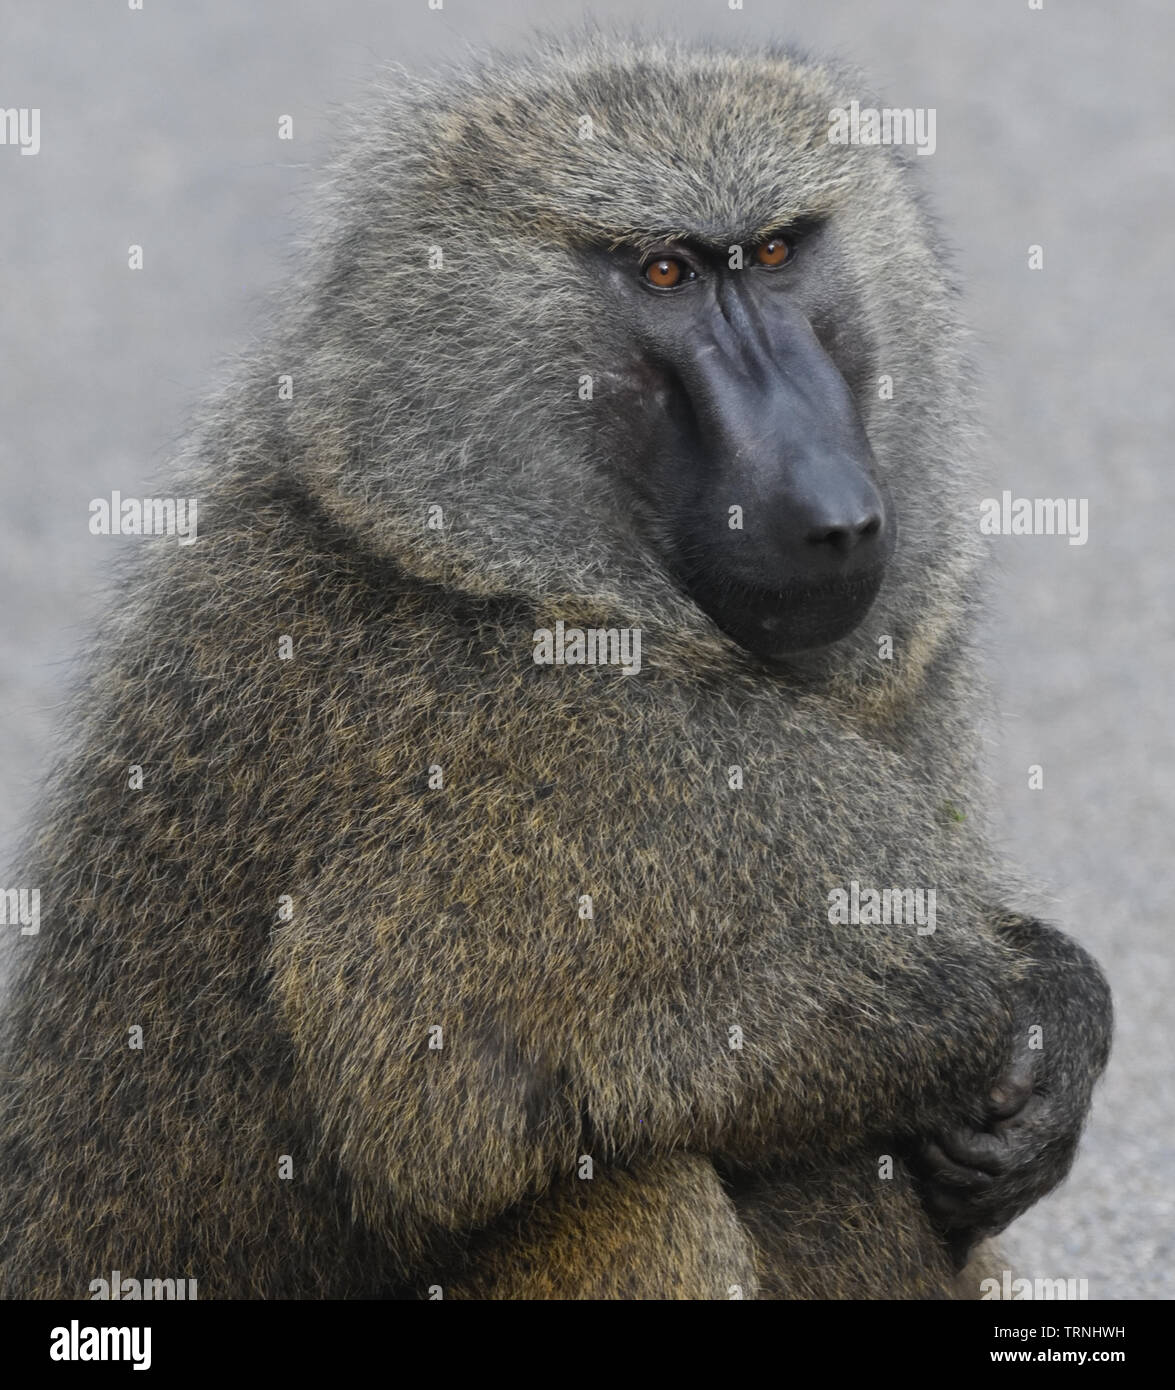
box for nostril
[806,525,851,551]
[806,515,882,552]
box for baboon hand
[912,1035,1074,1239]
[912,925,1111,1249]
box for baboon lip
[687,566,886,658]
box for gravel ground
[1,0,1170,1298]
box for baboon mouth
[687,568,886,659]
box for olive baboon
[0,35,1111,1299]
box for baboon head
[294,35,979,680]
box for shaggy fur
[0,34,1111,1299]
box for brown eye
[756,236,790,267]
[644,257,688,288]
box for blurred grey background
[1,0,1170,1298]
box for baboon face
[595,223,894,659]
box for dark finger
[988,1057,1035,1119]
[938,1128,1012,1175]
[916,1140,996,1190]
